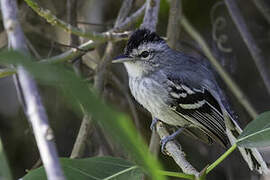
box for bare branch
[70,114,93,158]
[42,40,97,64]
[114,0,133,27]
[166,0,182,48]
[253,0,270,24]
[224,0,270,94]
[24,0,129,41]
[94,0,134,93]
[141,0,160,31]
[156,122,199,175]
[1,0,65,179]
[180,16,258,119]
[39,3,146,64]
[113,3,146,32]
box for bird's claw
[160,127,185,154]
[150,118,159,131]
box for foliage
[0,51,165,180]
[237,111,270,148]
[23,157,143,180]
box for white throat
[123,62,145,78]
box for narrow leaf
[0,50,165,180]
[23,157,143,180]
[237,111,270,148]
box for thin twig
[1,0,65,179]
[156,122,199,175]
[40,2,146,64]
[67,0,93,159]
[94,0,134,93]
[166,0,182,48]
[180,16,258,119]
[141,0,160,31]
[113,3,146,32]
[70,114,93,158]
[224,0,270,95]
[253,0,270,24]
[24,0,130,41]
[93,0,135,157]
[42,40,97,64]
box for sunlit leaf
[237,111,270,148]
[23,157,143,180]
[0,50,165,180]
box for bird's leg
[150,117,159,131]
[160,127,185,154]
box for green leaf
[0,50,166,180]
[23,157,143,180]
[0,137,13,180]
[237,111,270,148]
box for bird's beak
[112,54,133,63]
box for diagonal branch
[1,0,65,179]
[141,0,160,31]
[224,0,270,95]
[253,0,270,25]
[40,3,146,64]
[24,0,130,41]
[156,122,199,175]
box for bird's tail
[224,113,269,174]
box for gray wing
[165,74,229,147]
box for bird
[113,28,269,174]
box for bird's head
[113,28,168,78]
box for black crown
[124,29,165,55]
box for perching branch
[156,122,199,175]
[224,0,270,95]
[140,0,199,175]
[0,0,65,179]
[180,16,258,119]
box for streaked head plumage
[124,28,166,56]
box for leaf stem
[157,170,195,180]
[206,143,237,174]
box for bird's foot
[160,127,185,154]
[150,117,159,131]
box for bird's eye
[140,51,150,58]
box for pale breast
[129,76,189,126]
